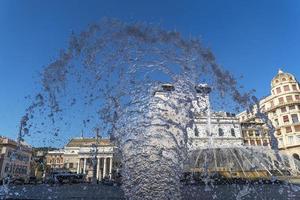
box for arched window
[194,127,199,137]
[218,128,224,136]
[282,78,286,81]
[231,128,236,137]
[293,153,300,161]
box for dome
[271,69,297,88]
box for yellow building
[238,69,300,161]
[0,136,32,182]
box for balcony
[265,99,300,112]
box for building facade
[46,137,117,182]
[46,149,64,170]
[188,111,244,150]
[187,84,243,150]
[237,70,300,160]
[0,136,32,182]
[240,119,271,148]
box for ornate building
[237,70,300,161]
[240,119,271,148]
[0,136,32,182]
[46,149,64,170]
[188,111,243,150]
[188,84,243,150]
[46,137,117,182]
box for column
[96,158,100,180]
[83,158,87,174]
[103,157,107,178]
[77,159,80,174]
[109,157,113,179]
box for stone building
[240,118,271,148]
[45,149,64,170]
[0,136,32,182]
[46,137,117,182]
[187,84,243,150]
[188,111,244,150]
[237,70,300,161]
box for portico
[62,137,118,182]
[76,156,113,180]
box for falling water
[9,18,299,199]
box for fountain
[2,18,300,200]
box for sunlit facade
[0,136,32,182]
[46,137,117,181]
[238,70,300,161]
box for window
[218,128,224,136]
[274,119,279,127]
[248,130,253,136]
[292,84,297,91]
[278,97,284,104]
[286,126,292,133]
[295,95,300,100]
[276,87,282,94]
[263,140,268,146]
[231,128,235,137]
[286,95,293,102]
[292,114,299,123]
[242,130,247,136]
[282,78,286,81]
[293,154,300,161]
[288,136,294,144]
[295,125,300,132]
[283,115,289,123]
[276,79,279,83]
[281,107,287,113]
[256,140,261,145]
[194,128,199,137]
[283,85,290,91]
[69,163,74,168]
[255,130,260,136]
[289,105,295,110]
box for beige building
[0,136,32,182]
[46,137,117,182]
[237,70,300,161]
[46,149,64,170]
[240,119,271,148]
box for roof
[66,137,113,147]
[271,69,297,87]
[0,136,32,151]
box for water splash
[20,19,263,199]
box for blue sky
[0,0,300,146]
